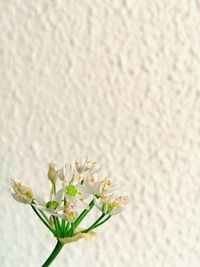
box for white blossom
[94,193,129,215]
[10,179,33,204]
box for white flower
[34,189,64,216]
[63,183,89,209]
[58,160,101,191]
[98,177,117,196]
[62,202,78,222]
[58,165,67,182]
[68,159,101,183]
[77,176,116,200]
[75,159,98,174]
[94,193,129,215]
[10,179,33,204]
[76,175,101,199]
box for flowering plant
[10,160,129,266]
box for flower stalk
[31,205,56,235]
[42,240,64,267]
[73,199,94,229]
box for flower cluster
[10,160,129,266]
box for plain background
[1,0,200,266]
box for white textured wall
[1,0,200,266]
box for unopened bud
[47,162,59,184]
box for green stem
[42,240,64,267]
[64,221,70,236]
[61,219,66,236]
[31,205,55,235]
[68,222,74,237]
[74,200,94,229]
[53,217,61,237]
[53,183,56,195]
[91,215,111,229]
[81,213,105,233]
[38,210,49,223]
[82,214,111,233]
[32,201,49,223]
